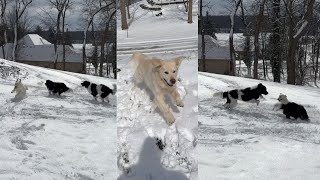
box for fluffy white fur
[131,52,184,126]
[11,79,28,98]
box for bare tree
[284,0,316,84]
[49,0,70,69]
[98,0,116,77]
[0,0,8,59]
[229,0,242,76]
[253,0,266,79]
[12,0,32,62]
[81,0,114,74]
[61,0,71,71]
[270,0,281,82]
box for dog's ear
[152,59,162,69]
[173,56,184,66]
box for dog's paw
[166,115,176,126]
[176,101,184,107]
[256,100,260,106]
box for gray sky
[26,0,84,31]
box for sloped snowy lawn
[198,72,320,179]
[0,60,116,179]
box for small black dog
[214,83,268,108]
[81,80,116,102]
[274,94,309,120]
[45,80,70,96]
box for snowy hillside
[117,0,198,179]
[0,60,116,179]
[198,72,320,179]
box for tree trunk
[315,38,319,85]
[126,0,130,19]
[54,12,62,69]
[62,13,66,71]
[199,0,206,71]
[120,0,128,30]
[286,0,315,84]
[12,21,18,61]
[229,0,242,76]
[99,42,104,77]
[271,0,281,82]
[187,0,192,23]
[253,0,266,79]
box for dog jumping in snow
[45,80,71,96]
[81,80,116,103]
[214,83,269,108]
[11,79,28,98]
[273,94,309,120]
[131,52,184,126]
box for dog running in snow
[214,83,269,108]
[81,81,116,103]
[131,52,184,126]
[11,79,28,98]
[273,94,309,120]
[45,80,71,96]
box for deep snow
[117,0,198,179]
[0,60,116,179]
[198,72,320,179]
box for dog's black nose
[170,79,176,84]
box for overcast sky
[26,0,84,31]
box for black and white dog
[45,80,71,96]
[81,81,116,102]
[273,94,309,120]
[214,83,269,108]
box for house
[198,35,231,75]
[0,34,83,73]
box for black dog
[214,83,268,108]
[45,80,70,96]
[81,81,116,102]
[274,94,309,120]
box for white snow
[24,34,52,45]
[198,72,320,179]
[0,59,116,179]
[117,0,198,179]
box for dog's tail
[213,92,224,98]
[112,84,117,95]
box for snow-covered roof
[20,34,51,46]
[198,35,230,60]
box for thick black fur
[45,80,70,95]
[280,103,309,120]
[81,80,114,100]
[222,83,268,104]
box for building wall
[199,59,231,75]
[17,61,83,73]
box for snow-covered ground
[198,72,320,179]
[0,60,116,179]
[117,0,198,179]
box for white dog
[131,52,184,125]
[11,79,28,98]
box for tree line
[201,0,319,86]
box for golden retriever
[131,52,184,125]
